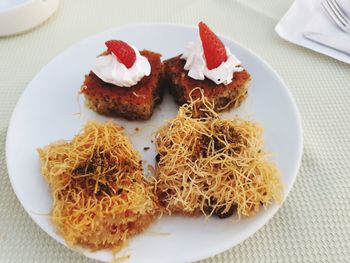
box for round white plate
[6,24,302,263]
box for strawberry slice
[199,22,228,70]
[105,40,136,68]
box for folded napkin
[275,0,350,64]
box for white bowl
[0,0,59,36]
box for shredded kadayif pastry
[38,121,158,251]
[155,89,283,218]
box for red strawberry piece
[105,40,136,68]
[198,22,228,70]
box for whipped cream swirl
[181,41,243,85]
[92,45,151,87]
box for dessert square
[163,55,251,112]
[38,121,159,250]
[81,50,164,120]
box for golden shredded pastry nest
[155,89,283,218]
[37,121,159,251]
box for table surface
[1,0,349,262]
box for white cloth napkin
[275,0,350,64]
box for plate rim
[5,22,303,262]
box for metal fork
[322,0,350,33]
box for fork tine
[325,0,347,26]
[329,0,349,23]
[322,0,346,28]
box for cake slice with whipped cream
[163,22,251,112]
[81,40,164,120]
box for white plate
[6,24,302,263]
